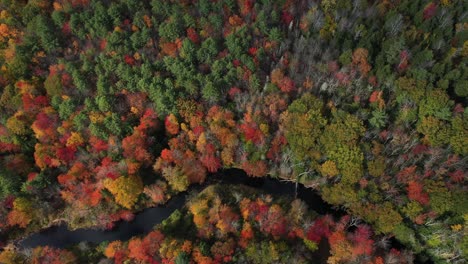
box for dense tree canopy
[0,0,466,263]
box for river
[19,169,337,248]
[16,169,430,263]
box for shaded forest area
[0,0,466,263]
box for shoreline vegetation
[5,184,415,264]
[16,169,336,249]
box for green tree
[371,202,403,234]
[320,111,365,183]
[322,182,359,206]
[280,93,326,171]
[90,1,112,37]
[417,116,451,147]
[450,116,468,155]
[44,74,62,97]
[197,38,219,63]
[175,252,190,264]
[95,96,112,112]
[0,168,20,199]
[201,81,221,103]
[29,15,60,53]
[418,89,453,120]
[58,98,76,120]
[158,17,183,41]
[162,166,189,192]
[369,109,387,129]
[454,80,468,97]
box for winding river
[16,169,429,263]
[18,169,336,249]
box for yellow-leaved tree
[104,175,143,209]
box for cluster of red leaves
[228,86,241,99]
[99,39,107,50]
[56,146,76,164]
[160,149,174,163]
[281,11,294,25]
[412,144,429,155]
[165,114,180,135]
[351,225,373,256]
[369,91,381,104]
[240,160,268,177]
[32,111,59,143]
[210,239,236,263]
[156,135,208,184]
[23,95,48,113]
[3,195,14,209]
[121,109,159,173]
[0,142,20,153]
[124,55,136,66]
[58,161,104,208]
[271,68,296,93]
[122,130,152,164]
[260,205,288,237]
[423,3,438,20]
[239,122,263,144]
[200,153,222,173]
[449,170,465,183]
[89,136,108,153]
[327,216,387,262]
[187,28,200,44]
[407,181,430,205]
[62,22,71,35]
[239,222,254,248]
[106,231,165,264]
[119,210,135,222]
[396,165,418,183]
[306,217,332,243]
[238,0,254,16]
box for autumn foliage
[94,185,413,263]
[0,1,465,263]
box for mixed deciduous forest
[0,0,466,263]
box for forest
[0,0,466,263]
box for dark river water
[16,169,430,263]
[19,169,336,249]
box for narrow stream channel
[18,169,338,249]
[16,169,430,263]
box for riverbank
[17,168,339,248]
[2,183,417,264]
[7,169,435,263]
